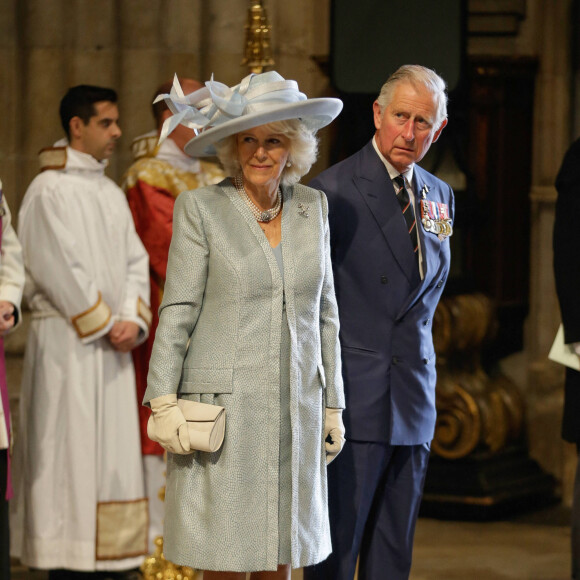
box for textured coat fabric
[144,179,344,572]
[310,140,454,445]
[554,137,580,444]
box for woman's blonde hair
[214,119,318,186]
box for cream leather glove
[324,408,345,464]
[147,394,192,455]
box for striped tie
[393,175,419,255]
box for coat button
[423,319,430,326]
[422,358,429,364]
[392,356,399,365]
[381,275,388,284]
[436,280,443,288]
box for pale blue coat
[144,179,344,572]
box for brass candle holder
[140,472,200,579]
[242,0,275,73]
[141,535,199,580]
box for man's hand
[0,301,16,336]
[108,320,140,352]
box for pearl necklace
[233,175,282,223]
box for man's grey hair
[375,65,448,130]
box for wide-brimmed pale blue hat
[154,71,343,157]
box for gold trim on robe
[96,497,149,560]
[138,296,153,328]
[39,146,67,172]
[70,292,112,338]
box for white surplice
[10,147,152,572]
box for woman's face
[236,125,290,193]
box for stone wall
[0,0,335,213]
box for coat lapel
[353,143,421,288]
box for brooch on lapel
[420,199,453,240]
[298,203,309,218]
[420,184,430,198]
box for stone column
[18,0,69,204]
[0,0,21,212]
[526,0,576,504]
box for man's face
[373,81,447,174]
[72,101,121,161]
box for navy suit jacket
[310,141,454,445]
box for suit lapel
[394,169,446,317]
[353,143,421,288]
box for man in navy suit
[304,65,454,580]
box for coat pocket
[178,368,234,394]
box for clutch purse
[177,398,226,452]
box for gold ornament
[141,535,199,580]
[242,0,275,74]
[140,469,200,579]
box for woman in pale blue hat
[144,71,345,579]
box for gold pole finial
[242,0,275,74]
[140,475,200,579]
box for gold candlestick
[141,535,199,580]
[140,467,201,579]
[242,0,275,74]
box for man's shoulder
[123,156,223,195]
[26,166,120,200]
[123,156,182,194]
[125,155,170,175]
[20,169,78,219]
[24,167,69,197]
[309,145,368,191]
[566,136,580,157]
[557,137,580,185]
[414,165,454,198]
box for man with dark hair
[11,85,152,579]
[122,77,223,550]
[59,85,118,139]
[304,65,453,580]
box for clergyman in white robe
[10,145,152,572]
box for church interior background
[1,0,579,577]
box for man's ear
[432,118,448,143]
[69,116,84,140]
[372,100,383,131]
